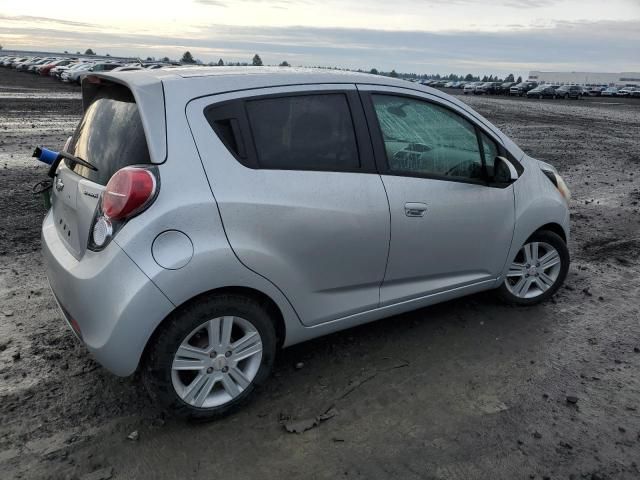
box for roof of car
[97,66,417,90]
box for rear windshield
[66,97,151,185]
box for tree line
[176,51,520,82]
[11,44,520,82]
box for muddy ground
[1,67,639,480]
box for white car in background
[50,62,79,78]
[111,64,145,72]
[15,57,41,71]
[61,63,94,83]
[463,82,482,94]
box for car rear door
[49,89,153,260]
[358,85,516,306]
[186,84,390,326]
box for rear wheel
[143,294,277,420]
[498,231,569,305]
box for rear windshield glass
[66,97,151,185]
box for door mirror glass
[494,156,519,182]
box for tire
[539,94,543,99]
[564,94,569,100]
[143,293,277,420]
[497,230,569,306]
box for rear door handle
[405,202,427,217]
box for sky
[1,0,639,77]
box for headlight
[541,168,571,202]
[554,173,571,202]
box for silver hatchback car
[42,67,570,419]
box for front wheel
[143,294,277,420]
[498,231,569,305]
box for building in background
[528,71,640,87]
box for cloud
[2,19,638,75]
[0,14,99,29]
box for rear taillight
[102,167,156,220]
[88,166,159,251]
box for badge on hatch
[55,178,64,192]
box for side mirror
[494,156,519,182]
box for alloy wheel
[171,316,263,408]
[504,241,562,299]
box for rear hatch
[51,86,151,259]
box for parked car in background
[9,57,29,67]
[62,63,95,83]
[111,65,144,72]
[554,85,582,100]
[587,86,606,96]
[143,63,166,70]
[498,82,516,94]
[88,62,123,73]
[617,87,636,97]
[23,58,49,72]
[463,81,482,94]
[631,89,640,98]
[40,59,73,76]
[15,57,40,71]
[28,58,56,72]
[50,62,79,78]
[510,81,538,96]
[484,82,502,95]
[526,85,558,99]
[78,62,124,83]
[41,67,571,419]
[601,87,619,97]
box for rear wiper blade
[33,146,99,178]
[58,151,99,171]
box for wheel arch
[530,222,567,243]
[140,286,287,371]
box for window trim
[359,90,522,187]
[203,89,377,174]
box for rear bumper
[42,210,175,376]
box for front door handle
[405,202,427,217]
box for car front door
[187,85,390,326]
[359,86,516,306]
